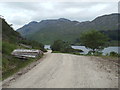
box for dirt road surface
[4,50,118,88]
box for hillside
[2,18,45,79]
[17,13,120,44]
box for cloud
[0,2,118,30]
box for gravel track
[3,50,118,88]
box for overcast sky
[0,2,118,30]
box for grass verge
[52,51,119,59]
[2,55,42,80]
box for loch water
[45,45,120,55]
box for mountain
[17,13,120,44]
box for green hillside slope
[2,18,45,79]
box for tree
[80,30,109,53]
[51,40,84,53]
[51,40,72,53]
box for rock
[17,72,22,75]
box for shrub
[94,51,103,56]
[109,51,119,57]
[51,40,83,53]
[87,51,93,55]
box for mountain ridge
[17,13,120,44]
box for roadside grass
[98,55,119,60]
[52,51,62,53]
[52,51,84,55]
[52,50,119,59]
[2,55,43,80]
[75,52,119,59]
[2,41,43,80]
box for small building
[11,49,43,59]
